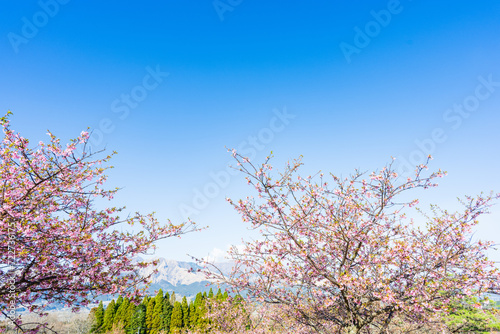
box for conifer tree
[145,298,155,330]
[102,299,116,332]
[164,291,170,305]
[114,297,130,327]
[188,301,197,329]
[151,290,164,333]
[129,303,146,334]
[91,301,105,333]
[115,295,123,312]
[194,292,203,307]
[215,288,222,301]
[124,301,136,333]
[155,289,164,302]
[208,288,214,299]
[196,295,209,331]
[170,301,184,332]
[181,296,190,329]
[170,291,176,305]
[162,296,173,332]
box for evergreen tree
[114,297,130,327]
[196,295,209,331]
[151,290,164,334]
[124,302,136,333]
[170,301,183,332]
[170,291,176,305]
[115,295,124,312]
[194,292,203,307]
[208,288,214,299]
[215,288,222,301]
[91,301,104,333]
[145,298,155,330]
[129,303,146,334]
[102,299,116,332]
[181,296,190,329]
[156,289,164,302]
[164,291,170,306]
[223,290,229,300]
[188,301,197,329]
[162,296,173,332]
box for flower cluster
[205,150,499,333]
[0,113,197,331]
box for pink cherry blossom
[0,113,198,332]
[203,149,500,333]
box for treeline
[90,288,230,334]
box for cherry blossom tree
[206,150,500,333]
[0,112,198,332]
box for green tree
[181,296,190,329]
[170,291,176,305]
[162,295,173,332]
[215,288,222,301]
[115,295,123,311]
[91,301,105,333]
[170,301,184,332]
[145,298,155,330]
[196,295,209,331]
[151,289,164,334]
[124,301,136,333]
[445,297,500,333]
[114,296,129,327]
[102,299,116,332]
[129,303,146,334]
[208,288,214,299]
[194,292,203,307]
[188,301,197,329]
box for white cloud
[202,246,230,263]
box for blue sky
[1,0,500,262]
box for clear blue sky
[1,0,500,262]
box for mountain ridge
[135,257,232,299]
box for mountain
[137,257,232,299]
[138,258,207,286]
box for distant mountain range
[139,258,207,286]
[137,257,223,298]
